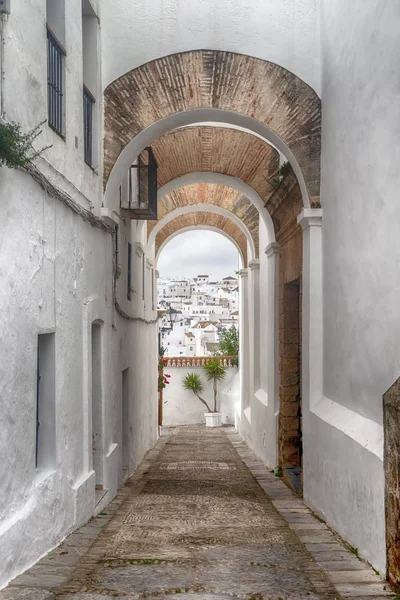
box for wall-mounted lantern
[120,147,158,220]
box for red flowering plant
[158,357,170,390]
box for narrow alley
[3,428,391,600]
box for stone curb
[226,429,394,600]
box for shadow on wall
[163,366,239,426]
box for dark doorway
[91,322,103,489]
[122,367,130,479]
[279,279,302,494]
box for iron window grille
[122,147,158,220]
[83,85,95,167]
[47,27,66,136]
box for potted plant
[203,358,227,426]
[182,358,227,427]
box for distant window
[151,268,155,310]
[142,255,145,300]
[127,242,132,300]
[114,225,119,277]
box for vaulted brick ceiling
[156,212,248,266]
[148,183,259,255]
[104,50,321,203]
[153,126,279,202]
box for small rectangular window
[151,268,155,310]
[114,225,119,279]
[36,333,56,472]
[82,0,98,167]
[127,242,132,300]
[142,255,145,301]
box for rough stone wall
[384,377,400,586]
[273,181,303,469]
[104,51,321,201]
[155,212,248,266]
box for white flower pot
[205,412,222,427]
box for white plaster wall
[0,167,110,587]
[101,0,321,94]
[235,219,278,469]
[2,0,103,212]
[0,167,158,589]
[304,412,385,573]
[163,366,239,426]
[305,0,400,573]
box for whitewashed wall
[303,0,400,574]
[101,0,321,94]
[163,366,239,427]
[0,168,158,591]
[0,1,159,589]
[235,218,279,469]
[4,0,103,213]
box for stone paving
[2,427,394,600]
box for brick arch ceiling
[152,126,279,204]
[104,50,321,201]
[147,183,259,256]
[155,212,248,267]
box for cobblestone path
[3,427,393,600]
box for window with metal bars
[47,27,66,136]
[83,86,95,166]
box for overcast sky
[158,230,240,280]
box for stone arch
[155,212,248,266]
[148,183,259,255]
[158,173,276,243]
[104,50,321,206]
[148,203,256,262]
[157,225,244,270]
[153,126,279,201]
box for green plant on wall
[214,325,239,366]
[182,372,212,413]
[267,161,291,190]
[0,121,51,169]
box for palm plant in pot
[182,358,227,427]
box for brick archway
[152,126,279,203]
[155,213,248,267]
[104,50,321,205]
[148,183,259,256]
